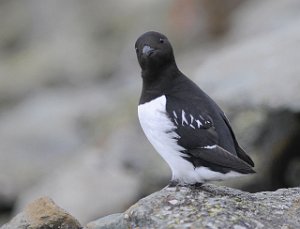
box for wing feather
[221,113,255,167]
[188,146,255,174]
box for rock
[15,148,140,224]
[0,86,123,209]
[85,213,124,229]
[229,0,300,43]
[193,20,300,111]
[86,184,300,229]
[1,197,81,229]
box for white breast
[138,95,195,183]
[138,95,243,184]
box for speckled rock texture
[1,197,81,229]
[86,184,300,229]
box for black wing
[188,146,255,174]
[221,113,255,167]
[165,94,226,150]
[165,94,255,173]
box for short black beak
[142,45,155,56]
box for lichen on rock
[87,184,300,229]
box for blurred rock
[1,197,81,229]
[12,105,172,223]
[14,148,140,224]
[168,0,240,43]
[194,21,300,111]
[2,85,170,224]
[216,110,300,192]
[192,19,300,191]
[85,213,124,229]
[85,185,300,229]
[0,86,122,206]
[229,0,300,43]
[0,0,174,101]
[0,0,174,219]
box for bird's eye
[159,38,164,44]
[135,47,139,53]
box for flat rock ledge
[2,185,300,229]
[86,184,300,229]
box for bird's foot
[168,180,184,192]
[168,181,204,192]
[190,182,204,189]
[168,180,179,187]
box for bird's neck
[142,63,180,86]
[140,63,181,104]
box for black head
[135,31,176,72]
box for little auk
[135,31,255,186]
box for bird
[135,31,255,186]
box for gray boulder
[86,184,300,229]
[193,20,300,111]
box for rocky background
[0,0,300,226]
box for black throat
[139,63,181,104]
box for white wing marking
[195,120,202,128]
[182,110,188,126]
